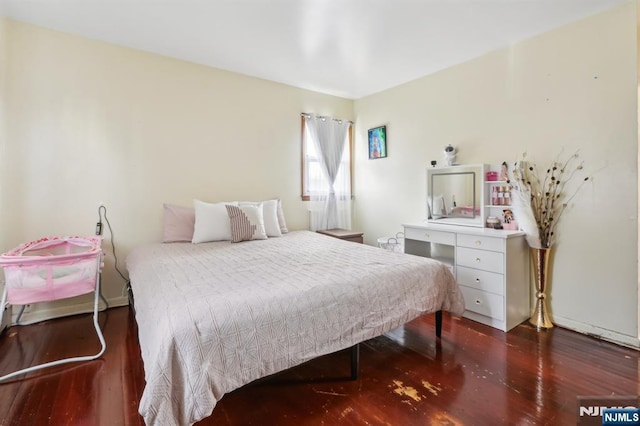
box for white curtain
[304,114,351,231]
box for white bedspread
[126,231,464,425]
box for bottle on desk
[503,187,511,206]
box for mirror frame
[426,164,487,228]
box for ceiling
[0,0,629,99]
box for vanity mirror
[426,164,487,227]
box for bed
[126,230,465,425]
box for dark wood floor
[0,306,638,425]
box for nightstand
[316,228,364,244]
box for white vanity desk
[403,222,529,332]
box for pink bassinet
[0,236,106,381]
[1,236,102,305]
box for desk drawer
[457,247,503,273]
[404,227,455,245]
[456,234,504,252]
[457,266,504,296]
[460,285,504,321]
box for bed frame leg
[350,344,360,380]
[435,310,442,338]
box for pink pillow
[163,203,195,243]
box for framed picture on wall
[368,125,387,159]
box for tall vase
[530,247,553,329]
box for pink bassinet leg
[0,256,106,382]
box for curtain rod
[301,112,353,124]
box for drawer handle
[475,278,480,282]
[475,240,482,245]
[475,299,482,305]
[425,233,430,238]
[475,257,481,263]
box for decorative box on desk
[316,228,364,244]
[402,222,529,332]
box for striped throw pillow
[225,204,268,243]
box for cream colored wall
[637,1,640,340]
[354,3,638,345]
[2,5,637,345]
[1,19,352,320]
[0,19,6,257]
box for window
[301,115,353,201]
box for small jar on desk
[486,217,501,229]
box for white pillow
[239,200,281,237]
[276,199,288,233]
[226,204,268,242]
[192,199,238,243]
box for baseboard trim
[9,296,130,326]
[554,315,640,349]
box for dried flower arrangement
[508,151,590,248]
